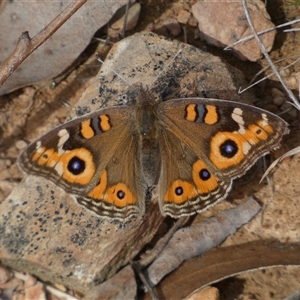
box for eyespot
[105,183,136,207]
[219,139,238,158]
[117,190,125,199]
[210,132,245,169]
[192,160,218,194]
[164,180,197,204]
[175,186,184,196]
[67,156,85,175]
[199,168,211,181]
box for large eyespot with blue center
[60,148,96,185]
[68,156,85,175]
[219,139,238,158]
[210,132,245,169]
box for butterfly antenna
[149,43,185,88]
[96,55,134,88]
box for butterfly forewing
[158,98,289,179]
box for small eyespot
[175,186,183,196]
[117,190,125,199]
[199,168,211,181]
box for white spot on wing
[57,129,69,155]
[232,108,246,134]
[54,162,63,176]
[242,142,251,154]
[261,113,269,127]
[35,141,43,153]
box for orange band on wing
[99,115,111,132]
[204,105,218,125]
[33,146,95,185]
[88,170,108,200]
[81,120,95,139]
[185,104,197,122]
[258,120,274,133]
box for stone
[164,18,182,37]
[192,0,276,61]
[177,9,191,24]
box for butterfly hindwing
[157,127,232,217]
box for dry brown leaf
[145,242,300,299]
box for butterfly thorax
[136,88,161,186]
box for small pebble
[0,160,6,171]
[273,95,285,106]
[279,67,291,77]
[15,140,28,150]
[177,9,191,24]
[271,87,285,98]
[0,266,11,284]
[285,73,300,90]
[164,18,182,37]
[188,14,198,27]
[185,286,219,300]
[287,108,298,118]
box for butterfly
[18,82,289,220]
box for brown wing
[19,105,146,220]
[156,98,289,217]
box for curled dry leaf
[145,198,261,287]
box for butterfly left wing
[18,106,146,220]
[156,98,289,217]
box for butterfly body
[19,86,289,220]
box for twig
[241,0,300,110]
[239,56,300,94]
[121,0,131,39]
[0,0,88,87]
[224,18,300,50]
